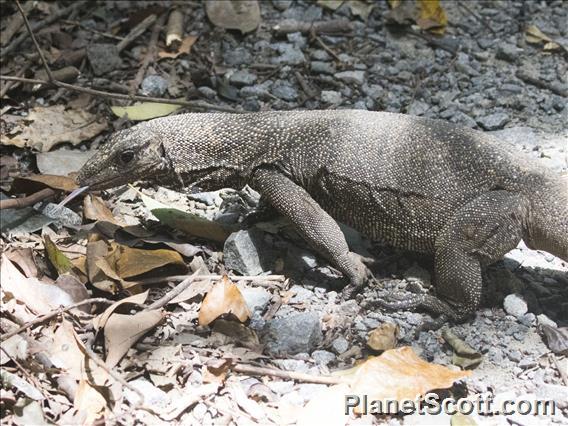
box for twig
[0,75,238,112]
[131,13,167,94]
[0,347,50,400]
[232,363,342,385]
[143,272,199,311]
[135,274,286,286]
[61,19,125,42]
[1,3,81,59]
[0,298,113,342]
[0,62,30,98]
[15,0,54,81]
[273,19,353,36]
[458,2,496,35]
[117,14,157,53]
[83,335,145,407]
[7,4,238,113]
[0,188,56,210]
[313,34,343,63]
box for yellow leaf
[110,102,182,121]
[44,235,74,275]
[416,0,447,34]
[114,246,186,279]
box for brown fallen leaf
[205,0,260,34]
[92,290,149,331]
[416,0,447,34]
[367,322,399,352]
[83,194,122,225]
[104,309,164,368]
[442,328,483,369]
[342,346,471,413]
[158,35,198,59]
[9,174,78,194]
[198,276,251,326]
[114,245,186,279]
[0,105,107,152]
[5,248,37,278]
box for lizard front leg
[250,167,372,296]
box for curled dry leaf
[83,194,122,225]
[0,105,107,152]
[205,0,260,34]
[9,174,78,194]
[198,276,251,326]
[92,290,149,330]
[341,346,471,413]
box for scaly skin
[78,110,568,323]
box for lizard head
[77,124,170,190]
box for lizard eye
[119,150,134,164]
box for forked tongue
[57,186,89,208]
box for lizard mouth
[77,174,130,191]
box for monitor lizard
[77,110,568,325]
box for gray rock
[188,191,217,205]
[477,112,510,130]
[334,70,365,86]
[536,314,557,328]
[271,43,306,65]
[287,32,307,48]
[311,61,336,75]
[331,336,349,354]
[197,86,217,100]
[262,312,323,355]
[503,294,528,318]
[141,75,168,97]
[289,285,313,304]
[311,350,336,366]
[240,287,271,313]
[311,49,331,61]
[536,384,568,409]
[451,111,477,128]
[321,90,342,104]
[271,81,298,101]
[224,48,252,66]
[229,70,257,87]
[407,100,430,117]
[272,0,292,11]
[87,43,122,76]
[496,44,522,62]
[224,229,272,275]
[283,4,323,21]
[240,82,273,99]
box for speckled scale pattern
[77,110,568,322]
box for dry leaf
[442,328,483,369]
[525,25,561,51]
[110,102,182,121]
[83,194,122,225]
[104,310,164,368]
[298,384,351,426]
[367,322,399,352]
[10,174,78,193]
[158,35,198,59]
[317,0,345,10]
[74,378,107,424]
[0,105,107,152]
[205,0,260,34]
[198,276,251,326]
[343,346,471,412]
[92,290,149,330]
[45,319,86,381]
[115,245,186,279]
[347,0,374,21]
[416,0,447,34]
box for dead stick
[0,188,56,210]
[144,272,199,311]
[15,0,54,81]
[1,3,81,59]
[0,298,113,342]
[130,14,166,94]
[0,75,238,112]
[232,363,342,385]
[135,274,286,285]
[117,14,157,52]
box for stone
[321,90,342,104]
[310,61,336,75]
[311,350,336,366]
[87,43,122,76]
[334,70,365,86]
[503,294,528,318]
[331,336,349,354]
[477,112,510,130]
[229,70,257,87]
[262,312,323,355]
[197,86,217,100]
[240,287,271,314]
[271,43,306,65]
[224,48,252,66]
[141,75,168,97]
[271,81,298,101]
[224,229,272,275]
[496,44,522,62]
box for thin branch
[143,271,199,311]
[0,188,56,210]
[135,274,286,286]
[232,363,342,385]
[15,0,54,81]
[0,298,113,342]
[0,75,238,112]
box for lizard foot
[339,253,376,300]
